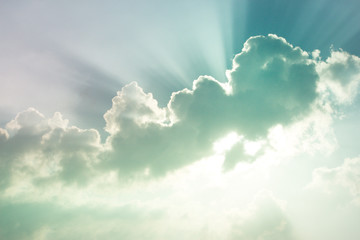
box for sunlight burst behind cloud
[1,30,360,239]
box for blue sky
[1,1,360,239]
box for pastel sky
[1,1,360,239]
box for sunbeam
[1,1,360,240]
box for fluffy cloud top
[317,50,360,104]
[0,108,101,190]
[1,34,360,187]
[1,34,360,240]
[103,34,319,177]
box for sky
[1,0,360,239]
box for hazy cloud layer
[229,192,295,240]
[0,190,297,240]
[309,156,360,205]
[0,201,166,240]
[282,156,360,240]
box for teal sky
[1,0,360,130]
[1,1,360,239]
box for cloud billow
[1,34,360,186]
[103,34,318,176]
[0,108,101,189]
[1,34,360,240]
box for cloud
[317,49,360,104]
[286,157,360,240]
[103,34,319,177]
[0,201,165,240]
[308,156,360,205]
[0,192,294,240]
[0,108,101,190]
[229,191,295,240]
[1,34,360,187]
[104,82,168,135]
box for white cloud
[0,36,360,240]
[103,34,321,177]
[104,82,168,135]
[317,50,360,104]
[309,156,360,205]
[285,156,360,240]
[0,108,101,191]
[1,34,360,189]
[229,191,295,240]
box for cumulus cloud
[0,108,101,190]
[103,34,320,177]
[104,82,168,135]
[1,34,360,187]
[317,50,360,104]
